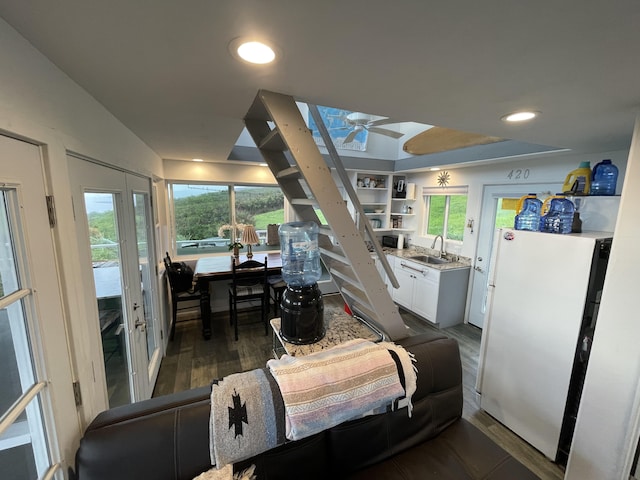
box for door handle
[134,317,146,332]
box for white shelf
[391,213,415,217]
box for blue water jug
[590,159,618,196]
[539,195,575,234]
[514,194,542,231]
[279,221,322,286]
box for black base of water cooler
[280,283,325,345]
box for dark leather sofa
[73,332,539,479]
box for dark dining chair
[267,274,287,316]
[163,252,202,340]
[228,257,269,341]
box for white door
[68,156,160,406]
[467,184,559,327]
[0,135,80,478]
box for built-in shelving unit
[349,172,417,234]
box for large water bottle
[540,195,575,234]
[279,221,322,286]
[590,159,618,196]
[514,194,542,231]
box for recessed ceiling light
[430,167,441,171]
[501,111,539,122]
[192,158,203,162]
[229,38,278,65]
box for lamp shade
[241,225,260,245]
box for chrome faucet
[431,235,445,258]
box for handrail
[307,104,399,288]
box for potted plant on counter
[228,241,244,258]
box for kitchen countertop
[270,312,384,357]
[381,247,472,271]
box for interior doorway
[68,156,161,407]
[467,184,558,328]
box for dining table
[193,252,283,339]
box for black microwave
[382,235,405,249]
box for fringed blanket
[266,338,415,441]
[209,368,285,468]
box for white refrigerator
[476,229,612,461]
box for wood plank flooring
[153,293,565,480]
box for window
[170,183,285,256]
[422,186,468,242]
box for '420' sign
[506,168,530,180]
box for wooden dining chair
[267,274,287,316]
[164,252,202,340]
[228,257,269,341]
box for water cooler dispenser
[278,221,325,344]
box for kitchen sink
[408,255,450,265]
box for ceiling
[1,1,638,171]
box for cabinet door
[385,254,396,295]
[412,269,440,322]
[392,263,414,309]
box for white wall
[0,16,164,451]
[164,158,276,184]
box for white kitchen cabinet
[392,264,414,308]
[412,268,439,320]
[372,253,396,296]
[385,254,395,295]
[392,258,469,328]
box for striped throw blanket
[267,338,414,441]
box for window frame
[421,186,469,243]
[168,181,288,258]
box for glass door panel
[132,192,157,377]
[84,192,131,408]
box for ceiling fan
[328,112,405,144]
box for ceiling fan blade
[367,118,400,127]
[343,129,359,144]
[368,126,405,139]
[403,127,504,155]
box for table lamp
[241,225,260,259]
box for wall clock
[437,171,450,187]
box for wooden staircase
[243,90,407,341]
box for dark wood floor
[153,293,564,480]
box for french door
[68,156,160,407]
[0,135,78,479]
